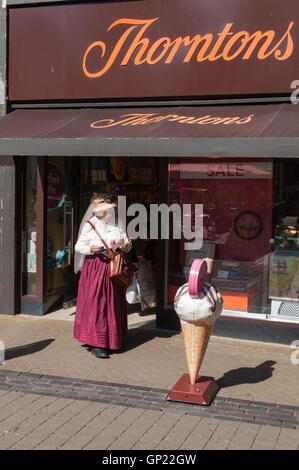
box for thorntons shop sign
[9,0,299,101]
[83,18,294,78]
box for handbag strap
[87,220,114,258]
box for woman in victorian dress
[74,195,132,358]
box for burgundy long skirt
[74,253,128,350]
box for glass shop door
[45,157,79,313]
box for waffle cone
[180,321,213,385]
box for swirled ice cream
[174,282,223,326]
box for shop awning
[0,103,299,157]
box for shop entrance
[45,157,80,312]
[45,156,160,314]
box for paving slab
[0,314,298,406]
[0,312,299,450]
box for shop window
[167,158,274,316]
[269,160,299,319]
[167,158,299,320]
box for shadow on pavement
[216,360,277,389]
[127,304,156,316]
[4,339,55,361]
[114,325,178,353]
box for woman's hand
[90,245,102,254]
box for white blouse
[75,216,130,256]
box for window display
[168,158,299,319]
[167,158,273,315]
[268,161,299,319]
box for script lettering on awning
[90,112,255,128]
[83,18,294,78]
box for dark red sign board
[9,0,299,101]
[31,162,66,211]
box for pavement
[0,305,298,451]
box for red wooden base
[166,373,219,406]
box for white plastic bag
[126,273,139,304]
[136,261,156,307]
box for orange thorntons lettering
[82,18,294,77]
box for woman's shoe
[91,347,109,358]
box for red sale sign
[178,161,273,263]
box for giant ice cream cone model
[174,260,223,385]
[180,321,213,385]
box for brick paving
[0,315,299,450]
[1,314,299,406]
[0,369,298,432]
[0,384,298,450]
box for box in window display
[211,260,260,312]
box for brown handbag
[87,220,136,288]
